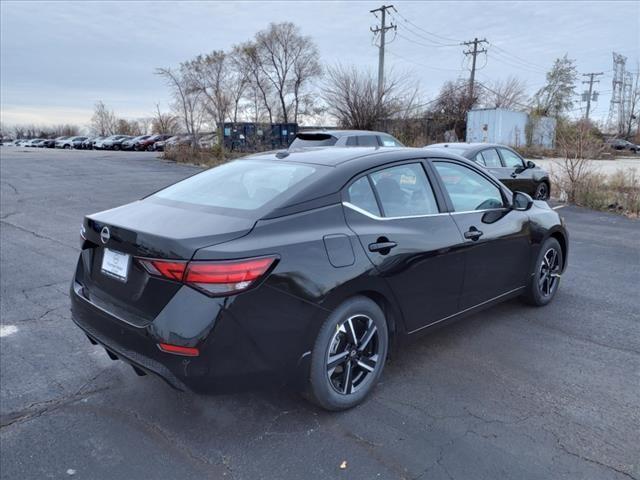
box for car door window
[370,163,438,217]
[499,148,524,168]
[479,148,502,167]
[357,135,380,147]
[474,153,486,166]
[346,177,380,216]
[434,162,505,212]
[346,136,358,146]
[379,134,403,147]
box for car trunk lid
[78,199,254,326]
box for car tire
[64,144,70,149]
[147,145,154,152]
[113,145,120,151]
[534,181,550,200]
[308,296,388,411]
[521,237,563,306]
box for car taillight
[158,343,199,357]
[139,259,186,281]
[138,256,277,296]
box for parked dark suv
[290,130,404,149]
[424,143,552,200]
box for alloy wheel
[326,314,379,395]
[539,247,561,297]
[535,183,548,200]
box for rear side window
[153,160,318,211]
[479,149,502,167]
[347,177,380,216]
[370,163,439,217]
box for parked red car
[136,134,173,151]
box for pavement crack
[0,219,77,251]
[542,426,638,480]
[1,181,19,194]
[0,384,109,429]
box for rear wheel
[113,145,120,151]
[521,237,563,306]
[534,181,550,200]
[308,296,388,411]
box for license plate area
[101,248,131,282]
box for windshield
[152,159,321,212]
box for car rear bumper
[70,271,320,392]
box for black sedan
[425,143,552,200]
[71,147,568,410]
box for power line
[390,8,462,45]
[488,43,548,71]
[386,49,466,73]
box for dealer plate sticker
[101,248,130,282]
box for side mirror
[526,160,536,169]
[512,191,533,211]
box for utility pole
[582,72,603,121]
[370,5,396,102]
[462,38,488,101]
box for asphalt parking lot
[1,148,639,480]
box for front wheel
[308,296,388,411]
[534,182,550,200]
[521,237,563,306]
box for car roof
[242,147,478,219]
[298,130,392,138]
[425,142,515,158]
[246,146,410,167]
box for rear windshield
[152,160,320,212]
[290,133,338,148]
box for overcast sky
[1,0,638,128]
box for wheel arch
[549,229,568,272]
[355,289,402,357]
[320,280,407,358]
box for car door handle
[368,240,397,253]
[464,227,483,241]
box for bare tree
[553,119,606,202]
[183,52,235,151]
[254,22,322,123]
[427,79,481,141]
[156,66,205,146]
[483,76,528,110]
[90,101,117,136]
[232,41,275,124]
[323,64,421,130]
[152,104,180,134]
